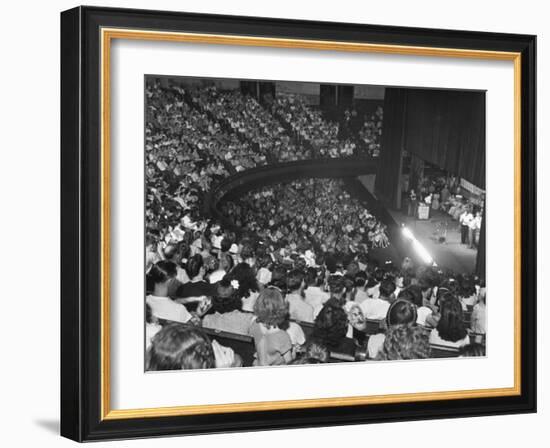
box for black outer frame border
[60,5,537,442]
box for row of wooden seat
[202,324,482,363]
[157,314,484,366]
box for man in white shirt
[459,207,474,245]
[361,279,395,320]
[304,268,330,319]
[146,294,192,324]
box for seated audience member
[470,292,486,335]
[268,264,288,293]
[459,343,486,357]
[327,274,347,307]
[368,299,418,359]
[376,325,431,360]
[145,235,161,274]
[393,271,409,297]
[146,261,193,324]
[256,254,273,287]
[311,298,352,353]
[147,323,239,370]
[202,279,254,335]
[174,254,216,299]
[304,267,330,317]
[429,293,471,348]
[207,257,224,284]
[228,262,260,312]
[361,278,395,320]
[249,288,294,366]
[352,271,369,304]
[399,285,435,327]
[417,275,436,308]
[286,269,314,323]
[162,243,188,296]
[366,268,385,299]
[343,274,357,302]
[145,303,162,350]
[147,324,216,370]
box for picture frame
[60,5,536,442]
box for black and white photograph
[144,76,487,371]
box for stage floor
[387,207,478,274]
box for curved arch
[205,156,379,223]
[203,156,415,266]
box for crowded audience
[146,245,487,370]
[219,178,390,256]
[144,80,486,372]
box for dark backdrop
[375,87,486,276]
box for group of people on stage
[405,174,484,249]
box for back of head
[147,324,215,371]
[377,325,431,360]
[398,285,423,307]
[436,293,467,342]
[220,237,232,253]
[328,274,345,295]
[312,299,348,350]
[354,271,367,288]
[269,264,288,292]
[373,268,385,283]
[379,278,396,299]
[228,262,259,298]
[149,260,177,285]
[185,254,204,279]
[253,287,289,329]
[286,269,304,292]
[163,243,179,261]
[386,299,417,326]
[305,267,319,287]
[210,279,242,314]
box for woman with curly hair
[249,288,294,366]
[429,293,470,348]
[377,325,431,360]
[147,324,216,370]
[311,298,351,353]
[367,299,418,359]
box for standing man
[408,189,418,218]
[459,206,474,245]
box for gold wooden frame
[99,28,522,421]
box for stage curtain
[381,87,486,188]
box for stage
[387,207,478,274]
